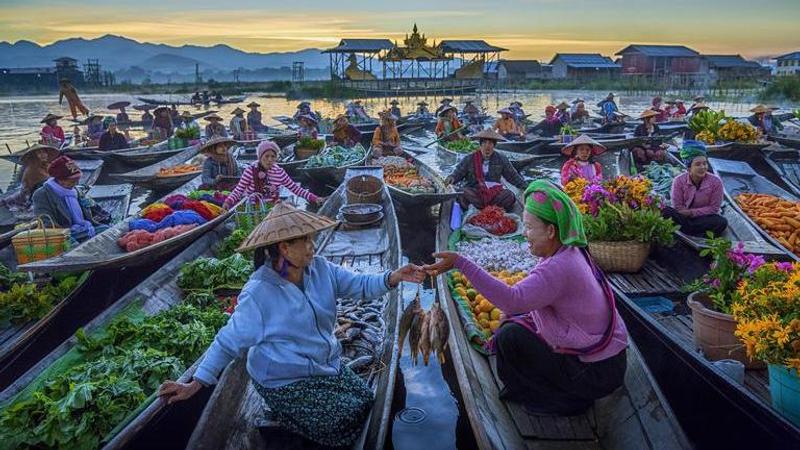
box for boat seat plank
[609,261,683,295]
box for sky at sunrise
[2,0,798,59]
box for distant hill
[0,35,329,72]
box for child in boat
[158,203,425,447]
[560,134,606,186]
[200,136,240,187]
[424,180,629,415]
[222,140,323,209]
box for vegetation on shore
[760,75,800,102]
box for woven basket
[347,175,383,205]
[234,194,272,230]
[12,216,70,265]
[295,145,322,160]
[588,240,650,273]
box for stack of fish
[398,288,450,366]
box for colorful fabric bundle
[140,203,174,222]
[181,200,223,221]
[163,194,189,210]
[129,210,206,233]
[188,189,230,205]
[117,224,198,252]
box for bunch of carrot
[736,193,800,255]
[158,164,200,177]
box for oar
[423,126,466,148]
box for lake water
[0,90,795,449]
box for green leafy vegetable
[218,224,255,260]
[0,275,80,326]
[0,263,26,290]
[445,139,478,154]
[177,253,253,291]
[584,203,678,246]
[174,126,200,140]
[297,136,325,151]
[304,144,366,168]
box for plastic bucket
[712,359,745,385]
[768,364,800,427]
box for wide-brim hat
[389,99,399,105]
[471,129,507,142]
[378,110,397,121]
[297,101,310,109]
[556,101,570,110]
[204,113,223,121]
[438,105,457,117]
[639,109,659,119]
[133,104,152,111]
[510,101,523,107]
[200,136,235,154]
[417,101,429,106]
[572,98,585,104]
[20,144,59,164]
[693,95,705,102]
[40,113,63,123]
[231,107,246,115]
[353,100,362,104]
[607,92,616,98]
[497,108,513,115]
[247,102,261,107]
[180,111,194,118]
[107,101,130,110]
[87,113,104,121]
[237,202,339,252]
[750,104,770,114]
[690,103,709,111]
[440,98,453,104]
[561,134,607,156]
[334,114,349,123]
[298,114,318,124]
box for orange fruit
[490,308,501,320]
[489,320,501,332]
[478,312,490,322]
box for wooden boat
[708,157,800,261]
[495,137,554,154]
[0,218,236,448]
[770,133,800,150]
[296,144,368,187]
[434,199,690,449]
[109,145,201,191]
[545,136,646,155]
[109,142,194,167]
[0,184,133,374]
[186,168,402,449]
[703,141,772,156]
[234,131,298,149]
[435,143,538,171]
[370,149,460,208]
[761,148,800,196]
[18,177,236,273]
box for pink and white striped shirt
[223,163,318,208]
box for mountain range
[0,35,330,73]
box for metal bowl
[339,203,383,224]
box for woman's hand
[389,264,426,287]
[158,379,203,405]
[423,251,459,276]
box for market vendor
[445,129,527,212]
[494,108,523,140]
[463,99,480,121]
[435,98,454,116]
[662,141,728,237]
[673,99,687,118]
[204,113,228,138]
[222,140,324,209]
[415,101,431,117]
[40,113,65,146]
[435,106,463,142]
[508,101,526,125]
[230,107,248,140]
[529,105,563,138]
[389,99,402,119]
[347,100,370,122]
[0,145,59,207]
[247,102,265,131]
[424,179,629,416]
[98,119,129,151]
[651,96,669,123]
[293,101,320,123]
[158,203,425,447]
[571,101,590,123]
[86,114,105,140]
[31,155,109,242]
[748,104,782,136]
[597,93,621,125]
[140,106,154,130]
[560,134,606,185]
[629,109,667,172]
[152,106,174,139]
[372,111,402,157]
[555,102,571,125]
[297,114,319,140]
[201,136,240,186]
[332,114,362,148]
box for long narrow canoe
[495,137,554,154]
[296,144,368,188]
[545,136,647,155]
[370,149,460,208]
[435,143,539,171]
[187,168,402,449]
[435,200,690,450]
[109,145,201,191]
[19,176,237,273]
[708,157,800,261]
[761,148,800,196]
[771,133,800,150]
[234,131,299,149]
[110,143,194,167]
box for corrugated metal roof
[499,60,543,73]
[1,67,56,74]
[705,55,762,68]
[322,39,394,53]
[777,51,800,61]
[549,53,620,68]
[440,40,507,53]
[616,45,699,57]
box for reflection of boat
[434,199,691,450]
[187,172,402,450]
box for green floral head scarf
[523,180,587,247]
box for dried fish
[428,299,450,365]
[398,288,422,357]
[419,311,432,366]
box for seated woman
[529,105,562,138]
[560,134,606,185]
[178,111,200,131]
[204,113,228,138]
[152,107,174,139]
[748,104,783,136]
[389,99,402,119]
[372,111,402,157]
[230,107,248,140]
[40,113,65,147]
[0,145,59,207]
[555,102,571,125]
[651,96,669,123]
[31,156,109,242]
[415,101,431,117]
[445,129,527,212]
[435,106,463,142]
[86,114,105,141]
[332,115,362,148]
[222,141,324,209]
[424,180,628,416]
[297,114,319,140]
[570,102,591,124]
[662,141,728,237]
[98,120,129,151]
[629,109,667,172]
[494,108,523,140]
[140,107,154,130]
[201,136,240,186]
[673,99,687,118]
[247,102,265,131]
[159,203,425,447]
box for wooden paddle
[423,126,466,148]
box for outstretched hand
[423,251,459,276]
[389,263,426,287]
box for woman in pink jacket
[425,180,628,416]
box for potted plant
[685,236,766,368]
[732,261,800,425]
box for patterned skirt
[253,367,374,447]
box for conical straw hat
[639,109,659,119]
[750,104,770,114]
[238,202,339,252]
[471,128,507,142]
[561,134,607,156]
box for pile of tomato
[468,206,517,235]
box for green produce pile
[0,263,82,326]
[585,203,678,246]
[174,126,200,140]
[217,222,256,260]
[641,162,682,200]
[177,253,253,291]
[445,139,478,154]
[305,144,366,168]
[297,136,325,151]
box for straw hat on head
[561,134,607,157]
[750,104,770,114]
[438,105,457,117]
[497,108,513,115]
[471,128,507,142]
[572,97,585,104]
[204,113,223,121]
[297,101,310,109]
[389,99,399,105]
[200,136,235,154]
[556,101,570,110]
[693,95,705,102]
[441,98,453,104]
[231,107,246,115]
[237,202,339,253]
[690,102,709,111]
[41,113,63,123]
[464,98,474,104]
[639,109,659,120]
[20,144,59,164]
[417,101,429,106]
[247,102,261,108]
[180,111,193,119]
[334,114,349,123]
[510,101,523,107]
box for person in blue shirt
[597,93,621,124]
[158,203,425,447]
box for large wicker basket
[12,216,70,265]
[588,240,650,273]
[347,175,383,205]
